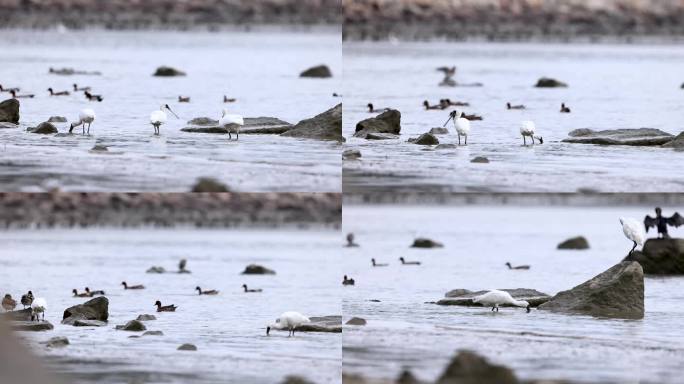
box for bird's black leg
[236,132,239,141]
[491,306,495,312]
[458,134,461,146]
[523,136,526,146]
[630,241,637,255]
[465,136,467,145]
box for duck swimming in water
[155,300,178,312]
[85,287,105,296]
[423,100,442,110]
[560,103,571,113]
[84,91,103,102]
[507,102,526,110]
[48,88,69,96]
[121,281,145,290]
[72,289,90,297]
[371,258,388,267]
[399,257,421,265]
[242,284,263,293]
[342,275,355,286]
[505,262,531,270]
[195,286,219,295]
[10,90,34,98]
[178,96,190,103]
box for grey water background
[343,42,684,193]
[1,228,341,384]
[0,29,341,192]
[343,204,684,383]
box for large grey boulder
[354,109,401,139]
[436,350,519,384]
[411,238,443,248]
[562,128,674,146]
[557,236,590,250]
[241,264,275,275]
[437,288,550,307]
[28,122,58,134]
[534,77,567,88]
[300,65,332,78]
[624,238,684,275]
[0,98,19,123]
[538,261,644,319]
[281,103,343,142]
[62,297,109,325]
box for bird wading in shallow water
[644,207,683,238]
[150,104,179,135]
[266,312,310,337]
[219,108,244,140]
[520,121,543,146]
[473,290,531,313]
[443,110,471,146]
[69,108,95,135]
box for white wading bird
[31,297,47,321]
[266,311,310,337]
[620,217,645,255]
[69,108,96,134]
[150,104,178,135]
[443,110,471,145]
[219,108,244,140]
[520,120,543,146]
[472,289,531,313]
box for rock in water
[436,350,519,384]
[73,320,107,327]
[153,66,186,76]
[408,133,439,145]
[557,236,590,250]
[46,337,69,348]
[429,127,449,135]
[281,103,343,142]
[299,65,332,78]
[136,314,157,321]
[0,98,19,123]
[241,264,276,275]
[62,297,109,325]
[177,343,198,351]
[187,117,218,126]
[143,330,164,336]
[365,132,399,140]
[562,128,674,146]
[191,178,230,192]
[0,308,32,321]
[624,238,684,275]
[411,238,443,248]
[115,320,147,332]
[534,77,567,88]
[29,122,58,134]
[538,261,644,319]
[471,156,489,163]
[11,321,54,332]
[47,116,67,123]
[345,317,367,326]
[662,132,684,149]
[354,109,401,139]
[343,149,362,160]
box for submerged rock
[557,236,590,250]
[435,143,457,150]
[187,117,218,126]
[90,145,108,152]
[136,314,157,321]
[471,156,489,163]
[437,288,550,307]
[662,132,684,149]
[181,117,292,134]
[295,315,342,333]
[436,350,519,384]
[177,343,197,351]
[429,127,449,135]
[534,77,567,88]
[354,109,401,139]
[115,320,147,332]
[73,319,107,327]
[45,336,69,348]
[0,98,19,123]
[153,66,186,77]
[241,264,275,275]
[11,321,54,332]
[300,65,332,78]
[563,128,674,146]
[143,330,164,336]
[146,266,166,274]
[538,261,644,319]
[366,132,399,140]
[624,238,684,275]
[47,116,67,123]
[411,238,443,248]
[408,133,439,145]
[281,103,343,142]
[343,149,362,160]
[0,122,18,129]
[28,122,57,134]
[345,317,367,326]
[191,178,230,192]
[62,297,109,325]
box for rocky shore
[0,0,340,29]
[343,0,684,41]
[0,193,341,228]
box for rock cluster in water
[411,238,443,248]
[624,238,684,275]
[299,65,333,78]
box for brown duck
[121,281,145,290]
[196,286,219,295]
[155,300,178,312]
[2,294,17,311]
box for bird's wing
[666,212,684,227]
[644,215,656,232]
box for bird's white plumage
[520,120,536,137]
[472,289,529,309]
[150,110,167,125]
[620,217,645,246]
[79,108,95,124]
[454,113,470,136]
[270,311,310,331]
[219,109,244,127]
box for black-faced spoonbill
[69,108,95,135]
[620,217,645,255]
[266,311,310,337]
[195,286,219,295]
[520,121,543,146]
[154,300,177,312]
[472,289,531,313]
[150,104,178,135]
[48,88,69,96]
[30,297,47,321]
[219,108,244,140]
[443,110,471,146]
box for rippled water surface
[342,205,684,383]
[1,228,341,384]
[343,42,684,193]
[0,29,341,192]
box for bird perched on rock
[21,291,33,309]
[645,207,683,238]
[620,217,645,255]
[2,294,17,311]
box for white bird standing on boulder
[31,297,47,321]
[219,108,244,140]
[520,121,543,146]
[69,108,96,135]
[266,311,310,337]
[443,110,471,145]
[620,217,645,255]
[150,104,178,135]
[472,290,531,313]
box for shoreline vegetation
[0,0,340,30]
[0,193,341,228]
[343,0,684,42]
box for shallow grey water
[343,42,684,193]
[0,29,341,192]
[342,205,684,383]
[1,228,341,384]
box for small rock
[345,317,367,326]
[153,66,186,77]
[191,178,230,192]
[146,266,166,274]
[300,65,332,78]
[436,350,519,384]
[435,143,457,150]
[62,297,109,325]
[343,149,362,160]
[409,133,439,145]
[46,337,69,348]
[241,264,276,275]
[411,238,443,248]
[354,109,401,139]
[0,308,32,321]
[136,314,157,321]
[429,127,449,135]
[471,156,489,163]
[73,319,107,327]
[143,330,164,336]
[557,236,590,250]
[90,145,108,152]
[187,117,218,126]
[177,343,197,351]
[29,122,58,134]
[115,320,147,332]
[396,370,420,384]
[0,98,20,123]
[534,77,568,88]
[281,103,342,142]
[47,116,67,123]
[366,132,399,140]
